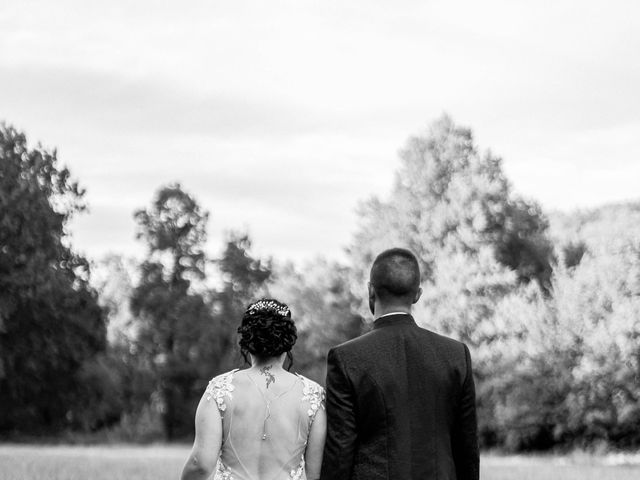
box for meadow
[1,444,639,480]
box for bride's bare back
[183,366,326,480]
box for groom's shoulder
[331,324,466,358]
[329,328,383,357]
[419,327,468,355]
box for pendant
[261,401,270,440]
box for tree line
[1,116,638,450]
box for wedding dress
[205,369,325,480]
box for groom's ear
[412,287,423,305]
[368,282,376,315]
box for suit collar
[373,312,415,329]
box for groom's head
[369,248,422,314]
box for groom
[320,248,479,480]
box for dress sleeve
[301,376,326,426]
[204,370,237,415]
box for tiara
[246,299,290,317]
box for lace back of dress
[205,370,324,480]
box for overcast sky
[2,1,639,264]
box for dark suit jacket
[320,313,479,480]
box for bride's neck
[249,354,286,371]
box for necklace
[262,401,271,440]
[246,370,298,441]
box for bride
[181,299,326,480]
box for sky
[1,1,639,264]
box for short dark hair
[370,248,420,303]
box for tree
[551,244,640,447]
[0,123,107,433]
[131,184,213,440]
[210,231,272,372]
[548,201,640,266]
[479,284,574,450]
[134,184,208,286]
[349,114,552,301]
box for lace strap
[298,375,325,425]
[205,369,238,414]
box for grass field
[1,444,639,480]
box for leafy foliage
[0,124,106,433]
[130,184,214,439]
[552,244,640,446]
[349,114,552,301]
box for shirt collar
[376,311,410,319]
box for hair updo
[237,298,297,368]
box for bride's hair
[238,298,297,370]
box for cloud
[0,65,331,140]
[3,0,640,264]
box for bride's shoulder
[208,368,240,385]
[295,374,325,414]
[294,373,322,389]
[204,369,239,409]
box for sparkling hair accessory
[246,298,291,317]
